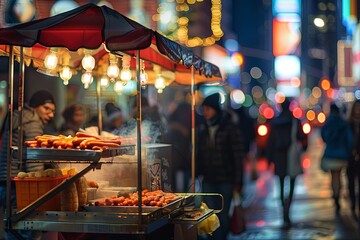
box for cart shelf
[11,145,136,162]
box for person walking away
[266,98,307,228]
[60,103,84,136]
[197,93,245,240]
[321,103,353,213]
[0,90,56,240]
[347,100,360,221]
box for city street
[234,128,360,240]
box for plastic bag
[229,191,246,234]
[197,202,220,236]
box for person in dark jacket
[266,98,307,228]
[347,100,360,221]
[197,93,244,240]
[59,103,84,136]
[321,103,353,212]
[0,90,56,240]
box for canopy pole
[191,66,195,193]
[18,47,25,171]
[6,46,14,227]
[136,50,142,226]
[96,78,102,135]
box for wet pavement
[233,128,360,240]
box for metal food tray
[171,208,214,225]
[12,145,135,162]
[83,196,187,224]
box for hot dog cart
[0,3,223,239]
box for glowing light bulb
[114,81,123,94]
[44,51,58,70]
[120,67,132,82]
[107,63,120,80]
[81,71,93,89]
[100,76,110,88]
[60,66,72,82]
[81,54,95,71]
[155,75,165,93]
[63,80,69,86]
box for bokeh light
[302,122,311,134]
[320,78,331,90]
[306,110,316,121]
[250,67,262,79]
[312,87,322,98]
[355,90,360,100]
[257,124,268,136]
[292,107,303,119]
[252,86,264,98]
[275,92,285,103]
[230,89,245,104]
[243,94,253,107]
[317,112,326,123]
[263,107,274,119]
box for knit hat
[105,102,122,121]
[29,90,55,108]
[202,93,221,113]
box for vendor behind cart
[0,90,56,239]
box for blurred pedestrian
[60,103,84,136]
[0,90,56,240]
[162,102,191,192]
[197,93,245,240]
[266,98,307,228]
[321,103,353,213]
[347,100,360,220]
[104,102,124,134]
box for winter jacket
[0,104,44,181]
[321,114,353,160]
[266,110,307,177]
[197,112,244,186]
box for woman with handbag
[320,104,353,212]
[347,100,360,220]
[266,99,307,228]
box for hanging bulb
[63,80,69,86]
[44,51,58,70]
[120,55,132,84]
[155,75,166,94]
[60,66,72,82]
[81,71,93,89]
[81,50,95,71]
[140,60,148,85]
[120,67,132,83]
[100,76,110,88]
[114,81,123,94]
[107,63,120,80]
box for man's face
[202,105,217,121]
[34,103,55,125]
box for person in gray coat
[0,90,56,239]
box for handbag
[229,191,246,234]
[287,119,303,177]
